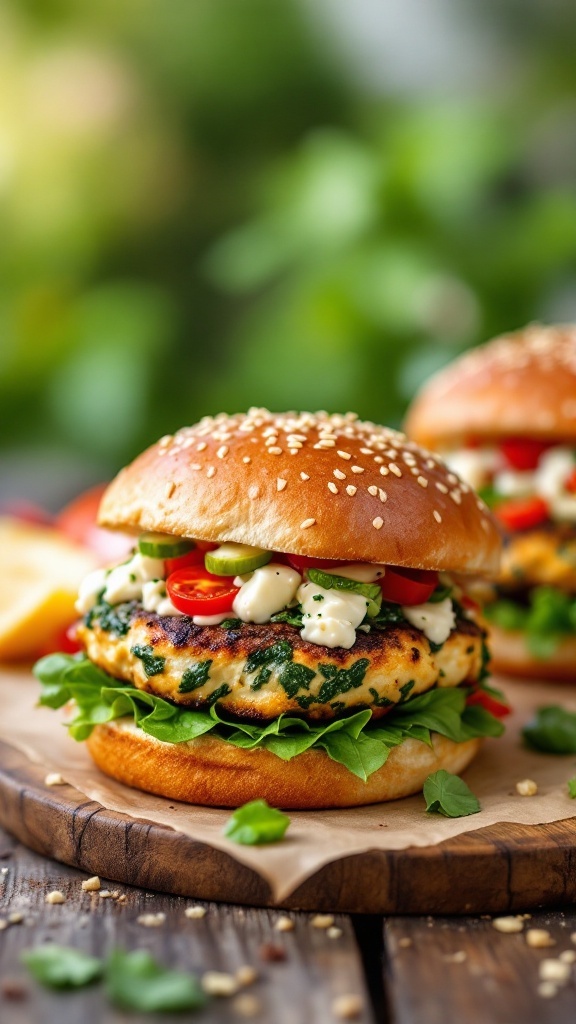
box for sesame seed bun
[405,324,576,450]
[488,624,576,681]
[98,409,500,576]
[86,719,482,809]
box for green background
[1,0,576,507]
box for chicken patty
[78,603,485,722]
[500,525,576,593]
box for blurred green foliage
[1,0,576,499]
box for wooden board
[1,739,576,915]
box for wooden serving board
[1,738,576,914]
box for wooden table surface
[1,825,575,1022]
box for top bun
[406,323,576,449]
[99,409,500,575]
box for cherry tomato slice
[466,690,510,718]
[37,623,83,658]
[495,496,549,532]
[165,548,206,576]
[566,469,576,494]
[285,553,352,572]
[499,438,551,472]
[379,566,438,605]
[166,566,239,616]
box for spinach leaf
[105,949,206,1012]
[270,608,304,628]
[219,618,243,630]
[316,659,370,703]
[130,644,165,677]
[369,602,409,629]
[179,660,212,693]
[423,770,481,817]
[223,799,289,845]
[523,706,576,753]
[278,661,316,698]
[22,945,103,989]
[307,568,382,617]
[85,600,134,637]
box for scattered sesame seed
[216,446,229,459]
[333,468,346,480]
[312,914,335,929]
[380,466,389,476]
[248,485,260,499]
[373,517,384,530]
[435,482,448,494]
[389,463,402,477]
[351,465,364,474]
[374,455,384,463]
[268,447,283,455]
[433,510,442,523]
[81,876,101,892]
[316,439,336,448]
[450,490,462,504]
[206,466,215,478]
[360,448,373,455]
[184,905,207,919]
[165,481,176,499]
[300,472,310,481]
[196,442,207,451]
[242,456,251,464]
[337,450,351,460]
[368,485,378,496]
[44,772,65,786]
[379,489,387,502]
[516,779,538,797]
[275,915,295,932]
[417,476,428,488]
[301,518,316,529]
[137,913,166,927]
[277,478,287,492]
[346,485,357,496]
[45,891,66,905]
[201,971,239,997]
[328,482,339,494]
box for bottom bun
[489,624,576,681]
[86,720,482,809]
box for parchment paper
[1,666,576,903]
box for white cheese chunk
[443,448,496,491]
[297,580,368,650]
[402,597,455,646]
[535,447,575,500]
[232,563,301,624]
[75,568,109,614]
[103,552,164,606]
[322,563,387,583]
[141,580,185,617]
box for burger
[405,323,576,679]
[34,409,504,809]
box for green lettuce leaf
[523,705,576,753]
[34,653,504,782]
[485,587,576,659]
[105,949,206,1012]
[22,946,103,989]
[223,799,289,845]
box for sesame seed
[346,485,357,496]
[190,463,201,471]
[300,472,310,481]
[450,490,462,504]
[389,463,402,477]
[243,456,251,464]
[315,439,336,448]
[379,489,387,502]
[165,481,176,498]
[216,446,229,459]
[206,466,215,478]
[447,473,458,485]
[287,441,303,449]
[372,517,384,530]
[337,450,351,460]
[374,456,384,463]
[333,469,346,481]
[268,447,283,455]
[328,482,339,494]
[435,482,448,494]
[277,478,287,492]
[379,466,389,476]
[368,485,378,496]
[417,476,428,488]
[248,485,260,499]
[351,465,364,474]
[301,518,316,529]
[360,448,373,455]
[433,510,442,523]
[196,442,207,452]
[426,458,436,469]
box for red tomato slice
[499,438,551,471]
[495,496,549,532]
[379,566,438,605]
[37,623,83,658]
[166,566,239,616]
[466,690,510,718]
[165,548,206,576]
[285,553,352,572]
[566,469,576,494]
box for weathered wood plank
[0,827,373,1023]
[384,912,576,1024]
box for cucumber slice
[138,533,195,559]
[205,542,272,576]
